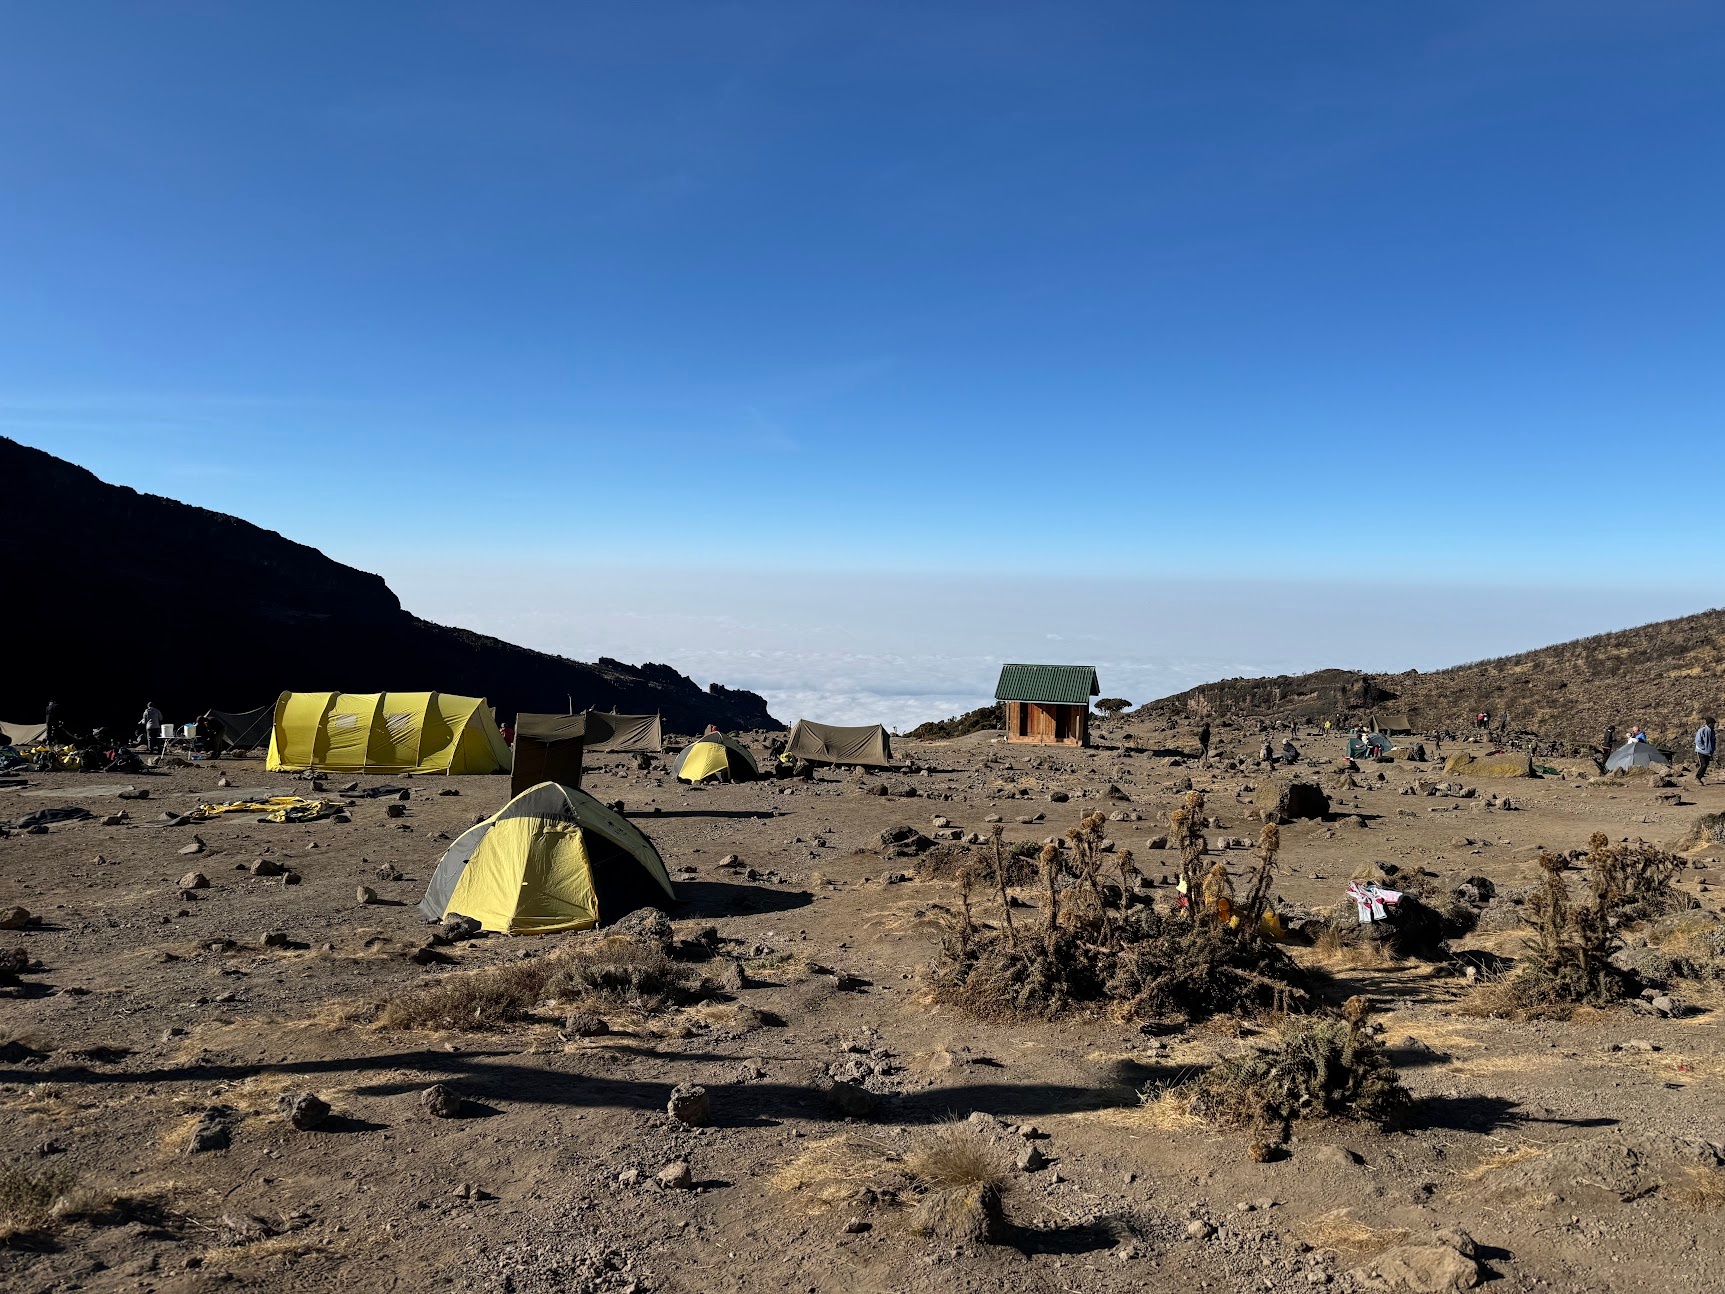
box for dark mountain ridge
[2,436,779,735]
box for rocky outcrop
[1,436,778,735]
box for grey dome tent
[785,720,895,768]
[1605,741,1671,773]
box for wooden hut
[994,664,1099,747]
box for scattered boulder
[666,1082,711,1126]
[420,1083,465,1119]
[259,930,290,949]
[248,858,284,877]
[355,886,378,906]
[178,837,207,856]
[656,1160,693,1190]
[0,906,33,930]
[276,1092,330,1131]
[565,1011,610,1037]
[879,825,936,857]
[825,1079,876,1119]
[179,872,209,891]
[1257,781,1330,823]
[185,1109,233,1154]
[1351,1229,1481,1291]
[441,914,482,941]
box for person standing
[1198,722,1212,766]
[140,700,164,754]
[43,700,59,744]
[1697,717,1716,785]
[1602,724,1616,761]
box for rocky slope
[1132,609,1725,745]
[1,436,778,735]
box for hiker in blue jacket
[1697,717,1716,785]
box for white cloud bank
[376,563,1714,731]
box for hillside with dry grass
[1134,607,1725,744]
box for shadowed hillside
[1,437,779,735]
[1132,609,1725,745]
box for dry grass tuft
[1301,1207,1410,1256]
[1463,1144,1548,1181]
[1673,1166,1725,1210]
[905,1126,1012,1244]
[1310,929,1396,969]
[379,957,553,1030]
[771,1135,911,1211]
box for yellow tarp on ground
[191,796,338,823]
[266,691,510,775]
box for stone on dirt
[277,1092,330,1130]
[666,1082,711,1126]
[420,1083,465,1119]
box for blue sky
[5,3,1723,722]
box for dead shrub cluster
[380,930,715,1031]
[1470,834,1690,1018]
[1180,997,1409,1144]
[931,796,1305,1024]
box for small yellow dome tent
[418,781,674,934]
[266,691,510,775]
[673,733,759,783]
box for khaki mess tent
[267,691,510,775]
[1,721,48,747]
[673,733,759,783]
[511,712,591,796]
[785,719,894,768]
[210,705,274,751]
[583,712,663,753]
[418,781,674,934]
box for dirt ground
[3,719,1724,1294]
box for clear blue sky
[4,3,1723,718]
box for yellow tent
[418,781,675,934]
[266,691,511,775]
[672,733,759,783]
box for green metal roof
[994,664,1100,706]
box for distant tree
[1095,698,1132,716]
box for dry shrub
[379,957,554,1030]
[932,808,1304,1024]
[0,1165,106,1245]
[542,938,711,1013]
[380,934,715,1031]
[1183,998,1409,1143]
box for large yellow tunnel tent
[267,691,511,775]
[418,781,675,934]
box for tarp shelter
[1605,741,1671,773]
[210,705,274,752]
[583,713,663,753]
[673,733,759,783]
[511,712,591,797]
[267,692,510,775]
[418,781,674,934]
[1,721,47,747]
[785,719,895,768]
